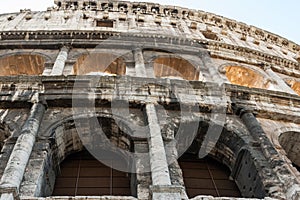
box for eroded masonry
[0,0,300,200]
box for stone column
[234,105,300,199]
[0,102,46,200]
[50,46,70,76]
[263,65,297,94]
[133,48,147,77]
[145,104,181,200]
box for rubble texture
[0,0,299,200]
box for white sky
[0,0,299,44]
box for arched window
[153,56,199,80]
[225,66,271,89]
[73,53,126,75]
[179,153,241,198]
[279,131,300,171]
[0,54,45,75]
[52,150,132,196]
[286,80,300,95]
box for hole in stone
[96,20,114,28]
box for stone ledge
[21,196,138,200]
[190,196,278,200]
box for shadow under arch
[0,122,11,151]
[220,63,273,89]
[169,118,267,198]
[0,53,48,76]
[152,55,200,81]
[45,112,135,168]
[231,148,267,198]
[52,149,134,196]
[42,112,137,197]
[278,131,300,168]
[72,53,126,75]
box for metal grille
[52,150,131,196]
[179,155,241,198]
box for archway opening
[48,115,136,197]
[52,150,132,196]
[279,131,300,170]
[0,123,10,151]
[287,80,300,96]
[173,119,267,198]
[179,153,241,198]
[153,57,199,80]
[0,54,45,75]
[225,66,270,89]
[73,53,126,75]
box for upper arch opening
[279,131,300,168]
[225,66,271,89]
[286,80,300,95]
[73,53,126,76]
[0,54,45,76]
[153,56,199,80]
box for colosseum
[0,0,299,200]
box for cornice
[0,30,298,78]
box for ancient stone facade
[0,0,300,200]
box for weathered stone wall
[0,1,299,200]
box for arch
[286,79,300,95]
[153,56,200,80]
[279,131,300,168]
[0,54,46,75]
[222,64,272,89]
[73,53,126,75]
[42,113,136,197]
[179,153,241,198]
[171,117,268,198]
[52,149,133,196]
[47,113,134,165]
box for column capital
[60,44,71,52]
[260,62,272,71]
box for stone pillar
[145,104,181,200]
[234,105,300,199]
[264,65,297,94]
[50,46,70,76]
[0,102,46,200]
[133,48,147,77]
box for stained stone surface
[0,0,299,200]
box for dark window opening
[293,163,300,172]
[101,3,113,11]
[151,6,159,14]
[96,20,114,28]
[179,154,241,198]
[132,5,147,14]
[52,150,132,196]
[118,4,128,12]
[201,31,219,41]
[84,2,97,10]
